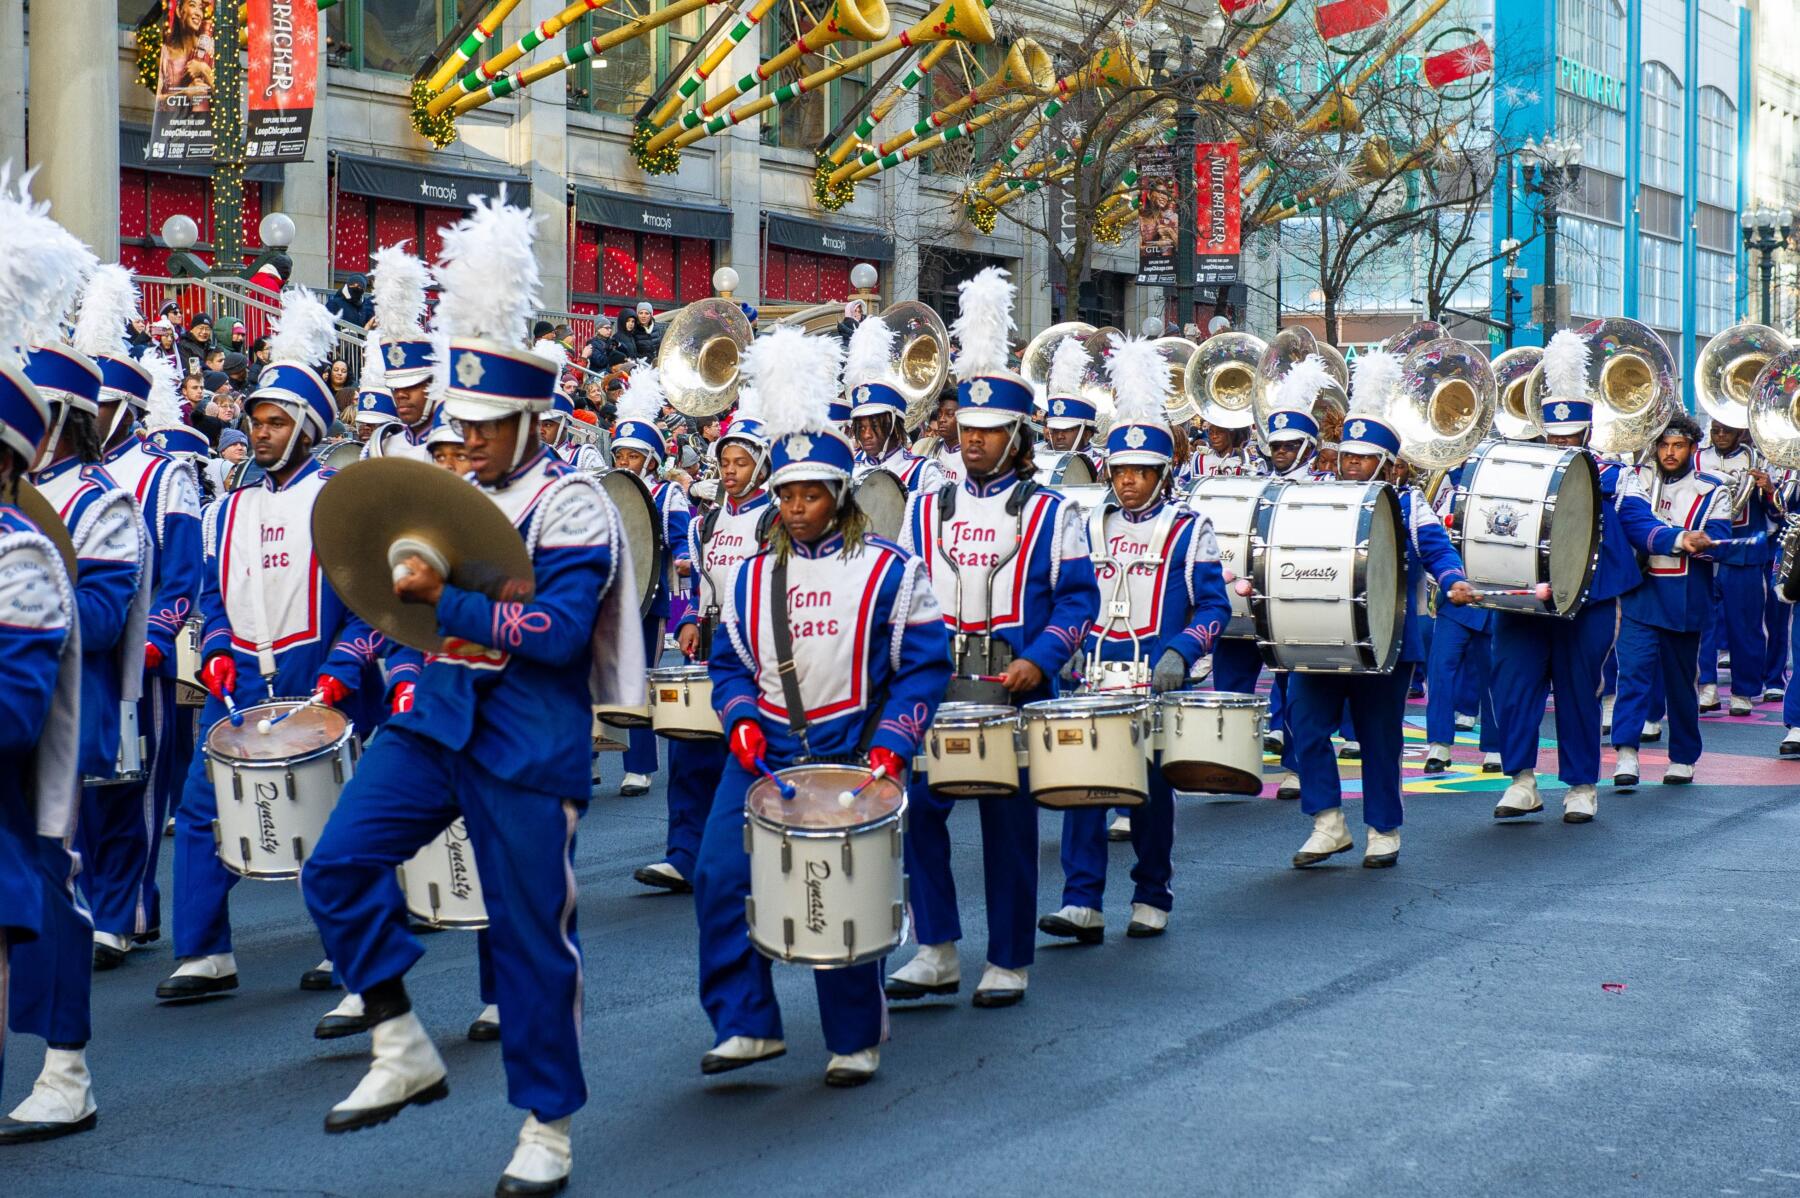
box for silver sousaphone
[1183,331,1268,432]
[1748,347,1800,600]
[1491,345,1544,441]
[1251,326,1346,452]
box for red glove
[868,746,907,782]
[729,720,767,773]
[144,642,163,670]
[199,653,236,701]
[315,675,352,708]
[390,681,415,715]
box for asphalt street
[7,696,1800,1197]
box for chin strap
[509,411,537,470]
[33,402,71,472]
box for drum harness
[767,554,891,768]
[932,477,1038,706]
[1082,497,1181,693]
[695,501,777,661]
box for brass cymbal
[15,480,77,583]
[312,457,535,653]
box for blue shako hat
[951,266,1033,428]
[1044,336,1099,429]
[1539,329,1595,433]
[25,344,103,417]
[746,326,854,490]
[1101,334,1177,468]
[1342,347,1406,460]
[0,364,49,462]
[354,388,400,426]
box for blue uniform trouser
[1699,567,1767,697]
[1784,612,1800,726]
[1058,761,1173,913]
[9,836,93,1048]
[1287,667,1411,831]
[1425,620,1496,750]
[904,769,1039,971]
[1492,600,1617,786]
[172,697,241,958]
[301,728,587,1120]
[1611,616,1701,765]
[693,758,885,1054]
[664,736,724,878]
[1211,638,1261,696]
[1764,577,1790,693]
[77,677,180,938]
[623,617,663,775]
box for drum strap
[767,555,815,760]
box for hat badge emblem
[855,386,870,405]
[969,379,992,406]
[1274,413,1290,429]
[1552,402,1570,420]
[386,343,407,369]
[1052,400,1066,416]
[1124,426,1147,449]
[786,434,814,459]
[1347,420,1366,440]
[454,351,486,389]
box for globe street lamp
[1518,135,1583,337]
[1740,206,1793,327]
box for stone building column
[29,0,119,257]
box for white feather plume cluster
[73,265,139,359]
[1542,329,1589,399]
[370,242,431,345]
[142,349,184,431]
[615,361,664,423]
[434,195,540,346]
[530,337,567,368]
[1349,347,1403,415]
[842,315,896,391]
[735,383,763,424]
[267,286,338,367]
[426,324,450,409]
[359,337,388,394]
[1046,336,1090,398]
[1273,353,1336,413]
[0,166,95,365]
[950,266,1016,382]
[743,326,845,440]
[1104,334,1170,424]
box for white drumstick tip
[256,718,273,735]
[1221,568,1236,583]
[837,791,856,807]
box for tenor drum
[601,470,666,618]
[175,619,205,706]
[398,818,488,930]
[204,700,358,880]
[853,469,908,541]
[84,701,146,787]
[1451,441,1600,617]
[920,703,1021,799]
[1022,694,1151,809]
[1250,480,1405,673]
[744,764,907,968]
[1034,451,1097,488]
[649,664,722,740]
[1187,476,1275,636]
[1155,691,1267,795]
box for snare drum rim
[930,706,1022,730]
[648,664,713,684]
[1021,694,1149,719]
[202,701,356,770]
[1156,690,1267,709]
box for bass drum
[1251,480,1405,674]
[316,439,364,471]
[1450,441,1600,617]
[601,470,666,618]
[1186,476,1274,637]
[854,468,908,541]
[1034,451,1096,488]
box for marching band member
[1041,336,1101,459]
[301,196,641,1196]
[350,348,401,445]
[693,325,949,1085]
[1042,336,1228,940]
[1491,331,1704,825]
[654,393,773,893]
[888,267,1098,1008]
[917,388,965,486]
[359,244,436,463]
[0,181,97,1145]
[610,368,693,797]
[1289,350,1473,868]
[75,268,203,968]
[158,287,385,1002]
[538,387,604,474]
[845,316,944,492]
[1695,417,1774,714]
[1612,413,1732,787]
[1424,458,1499,774]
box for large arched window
[1640,63,1683,192]
[1697,87,1738,209]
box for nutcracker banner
[246,0,319,162]
[1134,144,1178,286]
[147,0,218,164]
[1194,141,1241,285]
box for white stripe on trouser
[559,800,583,1055]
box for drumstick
[257,690,326,735]
[837,764,887,808]
[959,673,1009,684]
[754,756,797,799]
[1471,583,1552,601]
[219,691,244,728]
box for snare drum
[398,819,488,930]
[649,664,722,740]
[1451,441,1600,616]
[1022,694,1151,808]
[84,701,146,787]
[1251,480,1405,673]
[1034,451,1097,488]
[175,619,205,706]
[744,764,906,968]
[1187,476,1275,636]
[1155,691,1267,795]
[920,703,1021,799]
[204,700,358,880]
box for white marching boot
[1613,745,1639,789]
[824,1047,880,1088]
[1037,904,1104,945]
[468,1003,501,1042]
[324,1011,449,1133]
[156,951,240,1000]
[1730,694,1755,717]
[1663,761,1695,785]
[1107,813,1132,842]
[1562,783,1598,824]
[1363,828,1401,869]
[1699,684,1720,712]
[314,991,374,1040]
[885,942,959,999]
[1642,720,1663,742]
[1423,743,1453,774]
[1495,769,1542,818]
[700,1035,786,1075]
[1337,740,1362,759]
[1783,727,1800,758]
[1455,712,1477,731]
[1292,808,1353,868]
[92,929,131,971]
[1482,751,1502,773]
[1275,771,1301,800]
[619,772,651,796]
[1126,903,1169,938]
[1600,695,1614,735]
[496,1113,573,1196]
[0,1048,97,1143]
[972,963,1028,1008]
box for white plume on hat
[434,194,540,346]
[615,361,664,424]
[370,242,431,345]
[1103,334,1170,425]
[267,285,338,367]
[745,327,845,440]
[1348,347,1403,416]
[735,384,763,423]
[141,347,184,432]
[426,322,450,408]
[359,336,388,394]
[1046,336,1091,399]
[1542,329,1589,400]
[72,264,140,359]
[0,165,95,366]
[1273,353,1336,413]
[842,314,896,392]
[950,266,1016,381]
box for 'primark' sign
[1557,55,1626,111]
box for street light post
[1741,206,1794,326]
[1518,135,1582,338]
[1149,18,1226,337]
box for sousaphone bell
[658,297,754,419]
[1748,347,1800,599]
[873,299,950,431]
[1183,331,1268,430]
[1252,326,1346,449]
[1359,337,1496,471]
[1490,345,1543,441]
[1697,321,1790,431]
[1526,317,1677,456]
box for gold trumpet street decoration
[643,0,784,134]
[816,39,960,208]
[661,0,995,155]
[426,0,619,118]
[426,0,529,95]
[849,92,1038,183]
[973,37,1144,194]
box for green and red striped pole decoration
[646,0,778,130]
[428,0,612,116]
[424,0,526,95]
